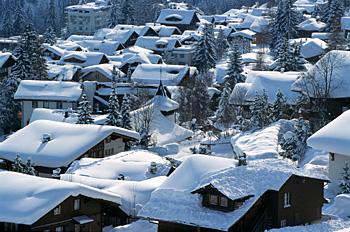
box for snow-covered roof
[30,108,79,124]
[229,83,251,105]
[80,40,123,55]
[120,53,162,68]
[0,171,121,225]
[237,14,260,29]
[157,9,198,25]
[14,80,82,101]
[341,17,350,30]
[47,64,80,81]
[93,29,136,44]
[138,157,327,231]
[131,64,196,86]
[42,44,65,57]
[289,38,327,59]
[67,35,95,42]
[135,36,182,52]
[229,29,256,40]
[249,17,270,33]
[158,26,182,37]
[0,52,16,68]
[56,40,85,51]
[0,120,140,168]
[144,95,179,112]
[312,32,331,40]
[66,0,110,11]
[81,63,123,80]
[58,51,109,67]
[121,46,154,54]
[244,71,301,104]
[307,110,350,156]
[292,50,350,98]
[298,18,325,31]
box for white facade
[329,153,350,190]
[104,136,125,156]
[66,1,111,35]
[21,100,78,128]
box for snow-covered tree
[339,161,350,194]
[274,37,293,72]
[46,0,57,34]
[162,49,175,64]
[291,42,307,71]
[126,65,132,83]
[105,67,122,127]
[279,131,300,161]
[76,94,94,124]
[225,42,245,88]
[13,3,27,35]
[2,8,14,37]
[121,0,135,25]
[216,28,229,60]
[272,89,290,121]
[43,26,57,45]
[193,23,217,73]
[12,154,24,173]
[250,90,273,129]
[325,0,344,33]
[294,116,310,156]
[121,94,132,130]
[24,157,36,176]
[193,78,211,124]
[108,1,121,28]
[270,0,299,55]
[215,82,234,135]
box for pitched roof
[307,110,350,156]
[14,80,82,101]
[138,157,328,231]
[81,63,124,80]
[0,171,121,225]
[0,52,16,68]
[80,40,123,55]
[157,9,198,25]
[47,64,80,81]
[58,51,109,67]
[0,120,140,168]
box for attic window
[42,133,52,143]
[168,70,179,74]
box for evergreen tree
[43,26,57,45]
[272,89,289,122]
[12,154,24,173]
[193,78,211,124]
[291,42,307,71]
[105,67,122,127]
[13,3,27,35]
[311,4,321,19]
[225,42,245,88]
[76,94,95,124]
[46,0,57,34]
[121,0,135,25]
[24,157,36,176]
[126,65,132,83]
[2,8,14,37]
[250,90,272,129]
[274,37,293,72]
[216,28,229,60]
[328,16,344,50]
[108,1,121,28]
[215,82,234,135]
[279,131,300,161]
[193,23,217,73]
[339,161,350,194]
[325,0,344,32]
[294,116,310,157]
[121,94,132,130]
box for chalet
[292,50,350,131]
[42,44,65,60]
[56,40,85,51]
[341,16,350,37]
[228,29,256,53]
[131,64,198,88]
[138,156,328,232]
[14,80,85,128]
[0,52,16,79]
[93,29,139,48]
[80,40,124,55]
[307,110,350,191]
[0,171,129,231]
[114,24,159,37]
[156,9,200,32]
[58,51,109,67]
[297,18,325,38]
[0,120,140,177]
[148,25,182,37]
[119,53,163,75]
[81,64,125,82]
[134,36,182,55]
[289,38,327,64]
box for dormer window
[208,194,218,205]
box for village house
[80,64,125,83]
[307,110,350,191]
[0,119,140,177]
[14,80,86,128]
[138,156,328,232]
[58,51,110,68]
[156,9,200,33]
[93,28,140,48]
[79,40,124,55]
[47,63,81,82]
[297,18,325,38]
[119,53,163,75]
[0,171,129,231]
[65,0,111,35]
[0,52,16,80]
[42,44,66,60]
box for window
[281,219,286,227]
[220,196,228,207]
[74,199,80,210]
[208,194,218,205]
[56,227,63,232]
[56,102,62,109]
[180,54,185,58]
[54,205,61,215]
[32,101,38,108]
[96,74,100,80]
[284,192,291,208]
[43,101,49,108]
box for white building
[66,0,111,35]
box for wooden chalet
[156,9,200,33]
[0,52,16,79]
